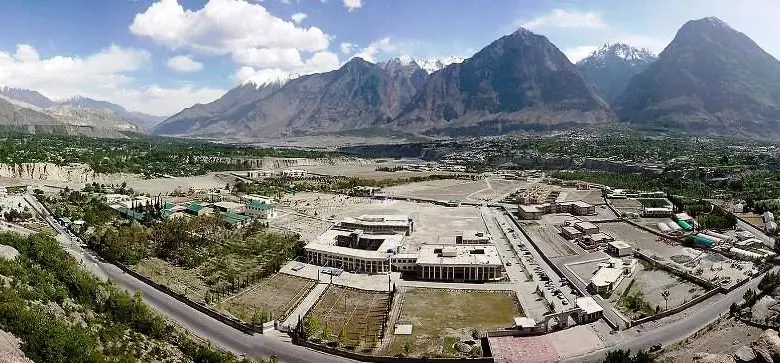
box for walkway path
[282,282,329,328]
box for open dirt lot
[609,262,706,319]
[558,189,605,205]
[597,221,681,258]
[305,286,390,349]
[657,318,764,363]
[385,288,522,357]
[609,199,643,215]
[383,178,526,202]
[219,273,315,321]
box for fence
[633,251,716,289]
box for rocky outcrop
[0,329,33,363]
[0,245,19,261]
[0,162,101,183]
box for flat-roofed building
[562,226,582,240]
[589,258,637,294]
[415,244,503,282]
[574,221,599,235]
[557,201,596,215]
[338,214,413,236]
[518,205,542,220]
[304,229,404,274]
[606,240,632,257]
[213,201,246,214]
[282,169,308,178]
[642,207,673,217]
[246,201,277,219]
[576,297,603,323]
[456,230,491,244]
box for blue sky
[0,0,778,115]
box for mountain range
[0,87,166,134]
[5,16,780,141]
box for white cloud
[232,50,340,85]
[340,42,356,54]
[520,9,608,30]
[563,46,598,63]
[130,0,330,54]
[352,37,396,62]
[166,54,204,72]
[343,0,362,12]
[0,43,222,115]
[291,12,307,24]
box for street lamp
[387,251,395,292]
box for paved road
[563,270,767,362]
[23,194,350,363]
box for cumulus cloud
[0,43,223,115]
[562,46,598,63]
[233,50,340,85]
[343,0,362,11]
[340,42,357,54]
[130,0,330,53]
[291,12,307,24]
[352,37,396,62]
[166,54,204,72]
[520,9,608,30]
[131,0,340,87]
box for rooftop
[608,240,632,249]
[248,200,275,210]
[340,214,411,227]
[576,297,603,314]
[416,244,502,266]
[213,201,245,210]
[574,221,598,230]
[304,229,405,260]
[590,267,623,287]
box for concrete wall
[633,251,715,289]
[630,287,720,327]
[293,336,495,363]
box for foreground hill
[614,17,780,138]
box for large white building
[415,244,504,282]
[338,215,414,236]
[303,215,502,282]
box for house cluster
[303,214,504,282]
[560,220,615,250]
[246,169,309,179]
[108,192,278,227]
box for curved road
[22,194,349,363]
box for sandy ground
[657,318,763,363]
[383,178,528,202]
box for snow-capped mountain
[580,43,656,67]
[576,43,657,103]
[415,56,465,74]
[380,55,465,74]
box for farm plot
[304,286,391,350]
[219,273,316,322]
[386,288,522,358]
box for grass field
[386,288,522,357]
[304,286,391,350]
[135,257,208,301]
[219,273,316,322]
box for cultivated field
[135,257,209,301]
[305,286,391,349]
[219,273,316,322]
[385,288,522,357]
